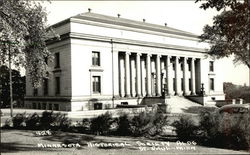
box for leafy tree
[0,65,25,108]
[195,0,250,68]
[0,0,58,87]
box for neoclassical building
[25,12,225,111]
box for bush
[115,113,131,136]
[172,115,198,141]
[25,113,40,130]
[198,110,250,150]
[12,113,26,129]
[90,112,114,135]
[129,108,168,137]
[40,111,54,129]
[52,113,72,131]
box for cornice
[68,32,207,53]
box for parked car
[218,103,250,114]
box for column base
[146,94,152,97]
[125,94,131,98]
[136,94,142,98]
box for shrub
[52,113,72,131]
[90,112,114,135]
[129,108,168,137]
[12,113,26,129]
[40,111,54,129]
[115,113,131,136]
[25,113,40,130]
[172,115,198,141]
[198,110,250,150]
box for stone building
[24,12,225,111]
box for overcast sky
[41,0,249,86]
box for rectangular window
[37,103,41,109]
[54,104,59,111]
[94,103,102,110]
[55,77,60,95]
[49,103,52,110]
[42,103,47,110]
[92,51,100,66]
[33,88,38,96]
[121,102,128,105]
[210,78,214,91]
[92,76,101,93]
[32,103,36,109]
[54,52,60,68]
[209,61,214,72]
[43,78,48,96]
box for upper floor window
[92,51,100,66]
[92,76,101,93]
[54,52,60,68]
[55,77,60,95]
[209,61,214,72]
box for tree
[0,0,58,87]
[195,0,250,69]
[0,65,25,108]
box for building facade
[24,12,225,111]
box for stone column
[166,55,173,95]
[141,58,146,96]
[113,51,120,98]
[183,57,189,95]
[125,52,131,97]
[191,58,196,95]
[146,54,152,97]
[119,55,125,97]
[131,57,136,97]
[175,56,181,95]
[136,53,141,97]
[156,55,161,96]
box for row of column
[119,52,197,98]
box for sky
[40,0,249,86]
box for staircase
[165,96,201,113]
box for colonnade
[118,52,198,98]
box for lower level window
[42,103,47,109]
[54,104,59,111]
[32,103,36,109]
[209,78,214,91]
[92,76,101,93]
[94,103,102,110]
[49,103,52,110]
[121,102,128,105]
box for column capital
[125,52,131,55]
[147,53,152,57]
[191,57,196,61]
[156,54,162,58]
[167,55,172,59]
[136,53,142,56]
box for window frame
[92,76,101,93]
[54,52,60,68]
[209,78,215,91]
[92,51,100,66]
[55,77,60,95]
[209,61,214,72]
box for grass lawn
[1,129,249,155]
